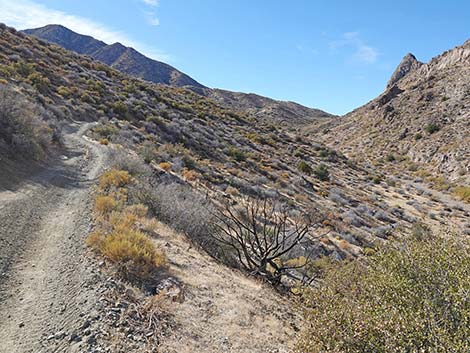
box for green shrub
[298,161,313,175]
[425,122,440,134]
[112,101,128,116]
[313,164,329,181]
[414,132,423,140]
[57,86,72,98]
[372,175,383,184]
[228,147,246,162]
[27,72,50,93]
[454,186,470,203]
[297,231,470,353]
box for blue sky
[0,0,468,114]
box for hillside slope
[23,24,333,127]
[203,88,335,128]
[23,24,205,88]
[2,22,469,262]
[313,40,470,183]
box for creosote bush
[296,228,470,353]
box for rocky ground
[0,122,297,353]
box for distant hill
[311,40,470,182]
[202,88,334,127]
[23,24,205,88]
[23,24,334,126]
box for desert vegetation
[211,198,317,285]
[296,225,470,353]
[87,169,166,285]
[0,85,59,159]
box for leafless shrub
[211,197,317,285]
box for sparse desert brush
[298,160,312,175]
[454,185,470,203]
[313,164,329,181]
[296,231,470,353]
[109,210,139,232]
[158,161,172,171]
[86,231,106,251]
[125,204,149,217]
[101,228,166,278]
[95,195,119,215]
[99,138,109,145]
[99,169,132,190]
[0,85,56,159]
[227,146,246,162]
[181,168,199,181]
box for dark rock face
[23,25,206,88]
[387,53,423,88]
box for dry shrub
[181,168,199,181]
[0,85,57,159]
[158,161,172,171]
[95,195,118,215]
[108,149,151,177]
[99,138,109,145]
[99,169,132,190]
[90,228,166,280]
[86,231,105,250]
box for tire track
[0,123,108,353]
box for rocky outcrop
[387,53,423,88]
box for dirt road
[0,123,108,353]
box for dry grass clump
[99,169,132,190]
[88,170,165,282]
[95,195,119,215]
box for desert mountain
[1,22,469,353]
[313,40,470,183]
[24,24,334,126]
[23,24,205,88]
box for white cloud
[330,31,379,64]
[0,0,170,62]
[142,0,158,6]
[144,11,160,26]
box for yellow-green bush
[99,169,131,190]
[454,186,470,203]
[296,231,470,353]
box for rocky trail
[0,123,109,353]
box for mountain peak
[23,25,205,88]
[387,52,423,88]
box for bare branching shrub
[211,198,315,285]
[0,85,56,158]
